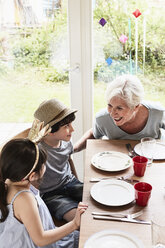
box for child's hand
[73,202,88,229]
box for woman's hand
[73,202,88,229]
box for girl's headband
[22,119,51,180]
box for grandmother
[74,74,165,152]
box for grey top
[93,101,165,140]
[39,140,74,195]
[0,185,79,248]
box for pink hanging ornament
[119,34,128,44]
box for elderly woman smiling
[74,74,165,152]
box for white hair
[106,74,144,109]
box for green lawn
[0,69,70,122]
[0,69,165,122]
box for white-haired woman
[74,74,165,152]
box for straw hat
[34,98,77,127]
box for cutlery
[126,143,137,158]
[93,215,151,225]
[90,177,139,183]
[156,141,165,146]
[92,210,143,219]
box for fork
[92,210,143,219]
[126,143,137,158]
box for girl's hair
[106,74,144,109]
[51,112,75,133]
[0,138,47,222]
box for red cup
[133,156,148,177]
[134,182,152,206]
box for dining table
[78,139,165,248]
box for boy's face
[51,122,74,141]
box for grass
[0,69,70,122]
[0,68,165,122]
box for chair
[1,127,78,226]
[0,128,31,152]
[12,128,31,139]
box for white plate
[90,179,134,206]
[134,142,165,160]
[84,229,145,248]
[91,151,133,172]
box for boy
[34,98,83,222]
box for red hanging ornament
[132,9,142,18]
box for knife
[93,215,151,225]
[90,177,139,183]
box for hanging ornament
[99,18,107,27]
[132,9,142,18]
[106,57,113,66]
[128,18,132,74]
[132,9,142,74]
[119,34,128,44]
[142,10,149,75]
[143,15,146,75]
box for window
[93,0,165,115]
[0,0,70,124]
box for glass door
[93,0,165,115]
[0,0,71,142]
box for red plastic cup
[134,182,152,206]
[133,156,148,177]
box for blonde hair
[106,74,144,109]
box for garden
[0,0,164,122]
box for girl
[0,138,87,248]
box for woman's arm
[73,128,95,153]
[14,192,87,247]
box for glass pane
[0,0,69,124]
[93,0,165,115]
